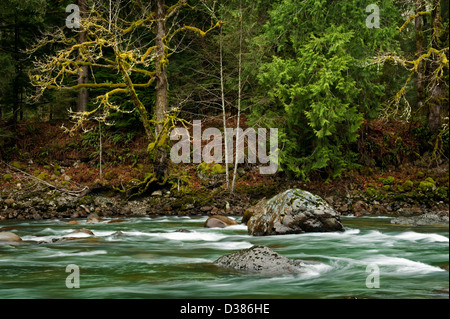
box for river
[0,216,448,299]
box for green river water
[0,216,448,299]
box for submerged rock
[214,245,318,274]
[204,216,238,228]
[61,228,94,239]
[390,213,449,226]
[0,231,22,242]
[174,228,192,233]
[247,189,344,236]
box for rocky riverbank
[0,183,448,226]
[1,158,448,224]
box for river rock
[390,213,449,226]
[352,200,369,217]
[62,228,94,239]
[204,216,238,228]
[4,198,15,207]
[214,245,316,274]
[0,231,22,242]
[247,189,344,236]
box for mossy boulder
[247,189,344,236]
[419,177,436,192]
[403,180,414,192]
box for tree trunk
[154,0,169,180]
[415,0,425,112]
[220,26,230,189]
[428,0,444,134]
[77,0,89,113]
[231,1,243,193]
[12,14,20,123]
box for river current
[0,216,448,299]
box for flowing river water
[0,216,448,299]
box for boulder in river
[204,216,238,228]
[214,245,318,275]
[0,231,22,242]
[247,189,344,236]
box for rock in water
[214,245,315,274]
[391,213,449,226]
[247,189,344,236]
[0,231,22,242]
[204,216,238,228]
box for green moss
[365,187,377,197]
[379,176,395,185]
[419,181,435,193]
[211,163,226,174]
[419,178,436,192]
[78,196,94,205]
[197,162,211,174]
[53,163,61,176]
[2,174,13,182]
[436,187,448,200]
[37,172,49,181]
[10,161,25,170]
[403,180,414,191]
[382,185,391,191]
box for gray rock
[174,228,192,233]
[151,190,163,197]
[391,213,449,226]
[214,245,317,274]
[0,231,22,242]
[204,216,238,228]
[247,189,344,236]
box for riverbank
[1,159,448,223]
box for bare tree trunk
[155,0,169,180]
[220,26,230,190]
[77,0,89,113]
[231,1,243,193]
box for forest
[0,0,449,215]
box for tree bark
[415,0,425,112]
[154,0,169,180]
[77,0,89,113]
[12,14,20,123]
[428,0,444,134]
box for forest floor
[0,120,448,222]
